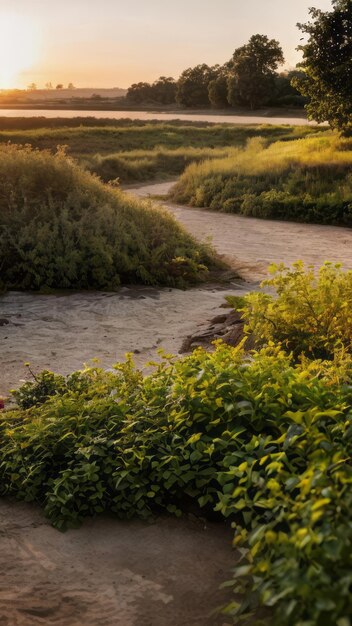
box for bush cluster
[228,261,352,360]
[0,144,214,290]
[172,133,352,226]
[2,341,352,626]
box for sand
[0,500,234,626]
[0,282,248,396]
[133,181,352,282]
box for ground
[0,500,234,626]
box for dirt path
[0,282,247,396]
[0,500,234,626]
[132,182,352,281]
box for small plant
[229,261,352,359]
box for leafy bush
[228,261,352,360]
[2,342,352,625]
[0,144,214,290]
[171,133,352,226]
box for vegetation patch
[0,121,327,184]
[3,262,352,625]
[0,144,214,290]
[171,132,352,225]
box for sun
[0,13,40,89]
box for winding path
[132,181,352,281]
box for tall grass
[0,145,216,291]
[85,147,234,183]
[172,133,352,225]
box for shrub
[228,261,352,360]
[2,342,352,624]
[0,144,214,290]
[171,133,352,226]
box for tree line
[126,34,305,110]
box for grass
[171,132,352,225]
[0,119,328,183]
[0,144,216,291]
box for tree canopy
[227,34,284,110]
[293,0,352,134]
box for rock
[180,308,251,354]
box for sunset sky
[0,0,333,89]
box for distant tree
[56,84,64,90]
[208,71,229,108]
[293,0,352,134]
[273,70,307,106]
[151,76,177,104]
[45,82,53,90]
[67,82,75,89]
[176,64,218,107]
[126,82,153,103]
[227,34,284,109]
[27,83,37,91]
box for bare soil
[0,500,234,626]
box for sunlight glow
[0,13,40,88]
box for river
[0,108,314,126]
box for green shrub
[2,342,352,624]
[171,133,352,226]
[0,144,215,290]
[228,261,352,360]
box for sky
[0,0,333,89]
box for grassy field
[0,118,327,183]
[172,132,352,225]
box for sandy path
[0,282,247,396]
[132,182,352,281]
[0,500,234,626]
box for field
[0,117,327,183]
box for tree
[151,76,177,104]
[56,84,64,90]
[293,0,352,134]
[176,64,218,107]
[227,34,284,110]
[27,83,37,91]
[208,71,229,108]
[126,82,153,103]
[45,82,53,90]
[67,82,75,90]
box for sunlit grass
[171,132,352,225]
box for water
[0,108,314,126]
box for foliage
[176,64,219,107]
[2,341,352,625]
[229,261,352,360]
[293,1,352,134]
[0,144,214,290]
[208,75,230,109]
[126,77,177,105]
[171,132,352,225]
[86,146,234,183]
[227,35,285,110]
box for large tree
[176,64,218,107]
[227,34,284,110]
[293,0,352,134]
